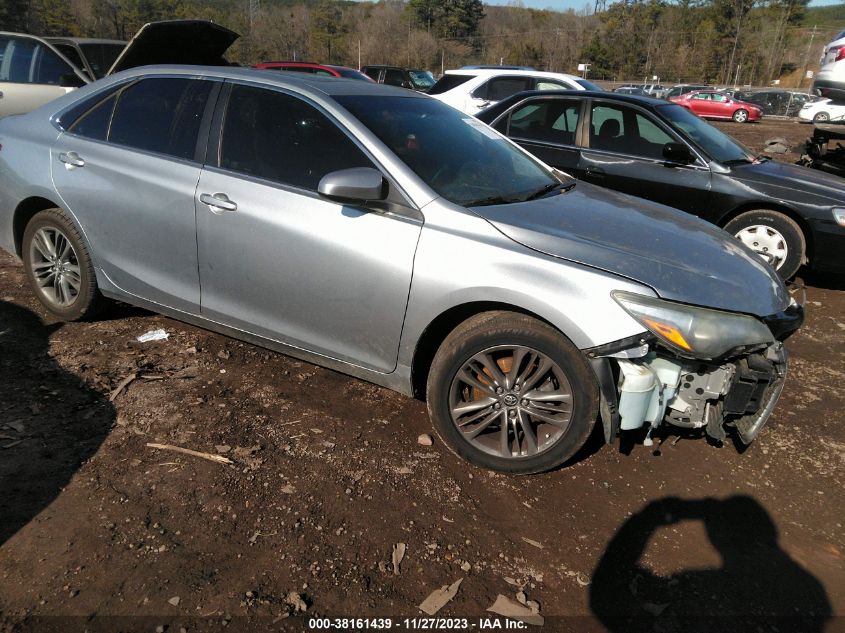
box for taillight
[834,46,845,61]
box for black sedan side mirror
[318,167,386,202]
[663,142,696,165]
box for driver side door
[577,100,712,214]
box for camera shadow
[589,495,832,633]
[0,300,114,546]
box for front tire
[426,311,599,474]
[724,210,805,279]
[813,111,830,123]
[22,208,103,320]
[732,108,749,123]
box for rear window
[428,74,475,95]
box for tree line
[0,0,837,87]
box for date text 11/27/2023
[307,617,530,629]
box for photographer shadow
[589,496,831,633]
[0,300,114,546]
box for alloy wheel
[448,345,574,459]
[735,225,788,270]
[28,227,82,307]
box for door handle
[58,151,85,168]
[199,192,237,213]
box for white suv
[428,68,599,115]
[0,33,90,118]
[814,28,845,101]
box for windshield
[576,78,603,91]
[410,70,435,90]
[336,95,558,206]
[657,103,754,164]
[80,43,125,78]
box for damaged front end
[588,293,803,446]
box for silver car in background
[0,66,802,473]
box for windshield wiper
[464,195,522,207]
[524,181,574,201]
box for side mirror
[59,73,86,88]
[663,142,696,165]
[318,167,386,202]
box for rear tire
[732,108,749,123]
[22,208,104,320]
[813,111,830,122]
[426,311,599,474]
[724,210,805,280]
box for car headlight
[612,291,774,359]
[833,207,845,227]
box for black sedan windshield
[657,104,754,164]
[337,95,558,206]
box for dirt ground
[1,117,844,633]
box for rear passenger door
[0,35,87,117]
[51,76,218,312]
[494,96,583,175]
[578,100,712,213]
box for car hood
[471,181,790,317]
[107,20,239,75]
[729,159,845,204]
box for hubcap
[735,110,747,122]
[448,345,574,459]
[28,227,81,307]
[735,225,788,270]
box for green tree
[0,0,32,31]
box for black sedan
[476,90,845,279]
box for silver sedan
[0,67,802,473]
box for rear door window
[68,93,118,140]
[107,77,213,160]
[507,99,581,146]
[475,76,533,101]
[219,84,373,191]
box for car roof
[255,62,328,68]
[507,89,666,106]
[475,89,669,122]
[444,68,582,80]
[104,65,425,98]
[44,37,126,45]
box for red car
[254,62,374,82]
[669,90,762,123]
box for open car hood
[107,20,239,75]
[471,181,791,318]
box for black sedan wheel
[725,210,805,279]
[427,311,599,474]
